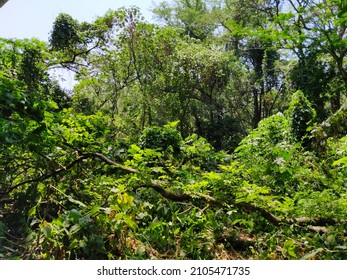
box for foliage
[288,91,316,148]
[153,0,216,40]
[50,13,81,52]
[1,3,347,260]
[139,122,183,155]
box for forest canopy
[1,0,347,260]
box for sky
[0,0,160,41]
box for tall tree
[277,0,347,113]
[211,0,284,127]
[153,0,216,40]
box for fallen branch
[307,226,328,233]
[3,146,345,228]
[1,156,88,196]
[238,202,343,227]
[85,152,192,203]
[83,151,345,227]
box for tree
[289,51,335,121]
[2,4,347,260]
[288,90,316,148]
[48,8,135,72]
[153,0,216,40]
[276,0,347,113]
[213,0,284,128]
[71,8,243,150]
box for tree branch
[82,150,345,227]
[5,144,344,229]
[0,156,88,196]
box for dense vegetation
[1,0,347,260]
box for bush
[138,122,183,155]
[288,91,316,148]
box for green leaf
[164,120,180,128]
[69,209,81,221]
[128,144,141,155]
[283,240,297,258]
[332,157,347,167]
[123,215,137,230]
[68,239,79,250]
[47,100,59,109]
[90,205,100,215]
[148,221,162,231]
[28,206,37,219]
[41,225,52,238]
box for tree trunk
[252,89,261,128]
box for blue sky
[0,0,160,41]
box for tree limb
[4,146,344,228]
[0,156,88,196]
[82,150,345,227]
